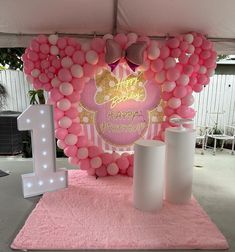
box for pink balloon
[151,58,164,72]
[68,122,82,134]
[65,107,78,119]
[204,58,215,68]
[173,86,187,98]
[160,46,170,59]
[87,168,96,176]
[101,153,113,165]
[72,50,85,65]
[38,73,49,83]
[91,38,105,53]
[67,90,81,103]
[58,68,72,82]
[64,145,77,157]
[77,135,88,147]
[57,98,71,111]
[143,70,155,80]
[30,40,40,52]
[77,147,89,159]
[166,68,181,81]
[189,54,199,65]
[114,33,128,48]
[107,162,119,175]
[167,38,180,49]
[164,106,175,116]
[83,63,96,78]
[49,88,63,102]
[167,97,181,109]
[51,58,61,69]
[59,82,73,95]
[193,84,203,92]
[58,116,72,128]
[54,107,64,120]
[90,156,102,169]
[55,128,68,140]
[65,45,75,56]
[162,91,172,101]
[27,51,39,62]
[71,78,85,92]
[79,158,90,170]
[64,134,78,145]
[127,166,133,177]
[95,165,108,177]
[179,41,188,51]
[183,65,194,76]
[171,48,181,58]
[127,154,134,166]
[177,105,196,118]
[88,146,101,158]
[40,44,50,54]
[116,157,129,171]
[179,53,189,64]
[193,36,203,47]
[24,60,34,70]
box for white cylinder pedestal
[133,140,166,212]
[165,127,196,204]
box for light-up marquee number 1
[17,105,68,198]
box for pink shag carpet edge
[11,170,229,250]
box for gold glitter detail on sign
[149,100,165,123]
[95,70,146,108]
[78,103,94,124]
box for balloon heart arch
[23,32,217,177]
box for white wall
[1,70,235,129]
[0,70,31,112]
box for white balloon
[31,69,40,78]
[50,45,59,55]
[86,50,98,65]
[51,77,61,87]
[61,57,73,68]
[184,34,194,44]
[48,34,59,45]
[71,64,84,78]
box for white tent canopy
[0,0,235,54]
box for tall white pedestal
[133,140,165,212]
[165,127,196,204]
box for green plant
[28,89,45,105]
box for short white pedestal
[165,127,196,204]
[133,140,166,212]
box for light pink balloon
[167,38,180,49]
[88,146,101,158]
[182,94,194,106]
[28,51,39,61]
[101,153,113,165]
[79,158,90,170]
[58,68,72,82]
[179,41,189,51]
[64,145,77,157]
[77,147,89,159]
[189,54,199,65]
[31,69,40,78]
[160,46,170,59]
[49,88,63,102]
[61,57,73,68]
[71,78,85,92]
[143,70,155,80]
[193,84,203,92]
[147,41,160,60]
[162,81,176,92]
[166,68,181,81]
[39,73,49,83]
[68,122,82,134]
[59,82,73,95]
[87,168,96,176]
[77,135,88,147]
[57,98,71,111]
[55,128,68,140]
[176,74,189,86]
[193,36,203,47]
[164,106,175,116]
[50,46,59,55]
[200,50,211,60]
[164,57,176,69]
[90,156,102,169]
[57,139,66,149]
[83,63,96,78]
[58,116,72,128]
[67,90,81,103]
[85,50,99,65]
[184,34,194,44]
[168,97,181,109]
[116,156,129,171]
[30,40,40,52]
[170,48,181,58]
[71,64,84,78]
[72,50,85,65]
[155,70,166,84]
[107,162,119,175]
[64,134,78,145]
[183,65,194,76]
[162,91,172,101]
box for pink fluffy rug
[11,170,229,250]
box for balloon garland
[22,32,217,177]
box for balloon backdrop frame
[22,32,217,177]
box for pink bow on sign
[105,39,147,72]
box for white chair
[206,125,235,155]
[195,126,208,154]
